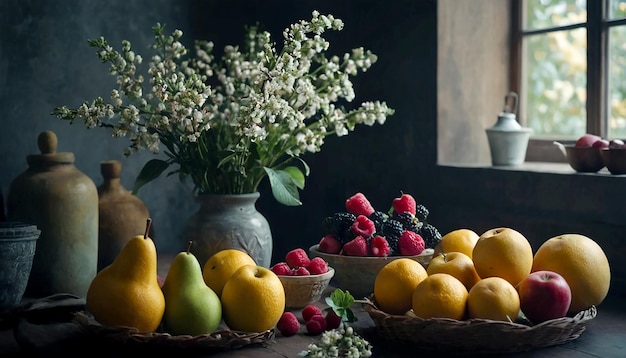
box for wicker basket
[72,311,274,351]
[362,296,596,354]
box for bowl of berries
[308,192,439,299]
[271,248,335,309]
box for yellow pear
[85,218,165,332]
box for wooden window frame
[510,0,624,162]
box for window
[512,0,626,162]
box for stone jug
[7,130,98,298]
[97,160,151,271]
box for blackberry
[381,219,404,255]
[415,204,429,222]
[368,210,389,234]
[393,212,423,233]
[419,223,442,249]
[323,212,356,244]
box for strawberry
[305,314,327,335]
[325,309,343,329]
[345,192,375,217]
[318,234,342,254]
[307,257,328,275]
[277,312,300,336]
[302,304,323,322]
[341,236,369,256]
[350,215,376,238]
[285,248,311,268]
[370,235,390,257]
[398,230,425,255]
[392,193,416,216]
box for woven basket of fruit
[72,311,274,351]
[362,296,597,354]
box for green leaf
[324,288,357,322]
[132,159,170,195]
[282,166,305,189]
[264,167,302,206]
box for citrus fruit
[467,277,520,321]
[374,258,428,315]
[412,273,468,320]
[221,265,285,332]
[438,228,480,259]
[472,227,533,286]
[531,233,611,313]
[203,249,257,297]
[427,252,481,290]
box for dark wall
[0,1,438,262]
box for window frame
[510,0,626,162]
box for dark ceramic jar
[97,160,151,271]
[7,130,98,298]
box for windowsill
[438,161,621,176]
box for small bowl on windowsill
[600,148,626,175]
[555,142,605,173]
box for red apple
[517,270,572,324]
[609,139,625,149]
[575,134,601,147]
[592,139,609,149]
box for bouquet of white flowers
[53,11,394,206]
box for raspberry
[270,262,291,275]
[341,236,369,256]
[318,234,342,254]
[302,304,323,322]
[305,314,327,335]
[325,309,343,329]
[392,193,417,216]
[345,192,375,217]
[276,312,300,336]
[285,248,311,269]
[307,257,328,275]
[350,215,376,238]
[370,235,390,257]
[398,230,426,256]
[292,266,310,276]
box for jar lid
[26,130,75,167]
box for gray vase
[0,222,40,311]
[182,192,273,268]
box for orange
[412,273,468,320]
[427,252,481,290]
[472,227,533,287]
[221,265,285,332]
[532,233,611,313]
[203,249,257,297]
[374,258,428,315]
[468,277,520,322]
[438,229,480,259]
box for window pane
[608,26,626,138]
[608,0,626,19]
[525,0,586,30]
[524,28,587,138]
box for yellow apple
[427,251,480,290]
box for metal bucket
[0,222,40,310]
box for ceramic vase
[182,192,273,268]
[97,160,151,271]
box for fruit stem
[186,240,192,254]
[144,218,152,240]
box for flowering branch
[52,11,394,206]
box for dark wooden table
[1,253,624,357]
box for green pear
[161,241,222,335]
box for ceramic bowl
[277,267,335,309]
[600,148,626,175]
[309,245,434,299]
[563,145,605,173]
